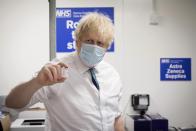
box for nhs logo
[56,9,71,18]
[161,58,170,63]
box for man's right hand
[35,62,68,86]
[6,62,68,109]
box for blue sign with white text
[56,7,114,52]
[160,58,191,81]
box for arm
[6,78,42,108]
[6,62,68,109]
[114,116,125,131]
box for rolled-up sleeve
[115,79,123,118]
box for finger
[43,67,54,82]
[54,65,62,79]
[58,62,68,68]
[57,77,66,83]
[48,66,58,82]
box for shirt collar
[73,52,101,74]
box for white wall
[1,0,196,129]
[122,0,196,128]
[0,0,49,95]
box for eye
[97,41,104,47]
[86,39,93,44]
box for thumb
[58,62,68,68]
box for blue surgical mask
[79,43,105,67]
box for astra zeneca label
[160,58,191,81]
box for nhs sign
[56,7,114,52]
[56,9,71,18]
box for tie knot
[89,68,95,73]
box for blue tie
[89,68,99,90]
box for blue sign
[56,7,114,52]
[160,58,191,81]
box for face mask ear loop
[76,39,83,53]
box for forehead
[81,31,104,42]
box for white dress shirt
[28,52,122,131]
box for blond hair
[74,12,114,48]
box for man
[6,12,125,131]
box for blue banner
[56,7,114,52]
[160,58,191,81]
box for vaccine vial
[62,67,69,78]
